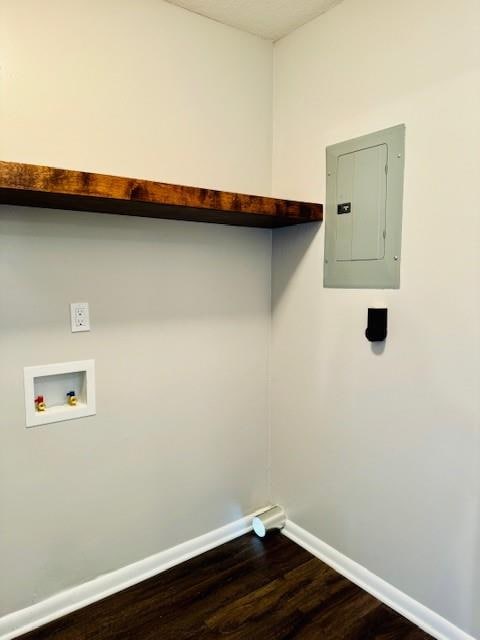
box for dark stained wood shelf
[0,161,323,228]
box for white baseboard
[0,508,268,640]
[283,520,476,640]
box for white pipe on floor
[252,506,286,537]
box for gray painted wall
[271,0,480,636]
[0,0,273,616]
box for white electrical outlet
[70,302,90,332]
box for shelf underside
[0,161,323,228]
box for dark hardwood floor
[18,532,432,639]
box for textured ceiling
[165,0,343,41]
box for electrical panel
[324,124,405,289]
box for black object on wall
[365,308,388,342]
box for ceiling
[165,0,343,41]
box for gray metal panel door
[336,144,387,262]
[324,124,405,289]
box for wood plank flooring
[18,532,432,639]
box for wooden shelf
[0,161,323,229]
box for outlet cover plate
[71,302,90,332]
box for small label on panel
[337,202,351,214]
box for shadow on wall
[470,428,480,634]
[272,221,322,313]
[0,205,272,332]
[370,341,386,356]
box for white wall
[0,0,273,616]
[271,0,480,636]
[0,0,272,194]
